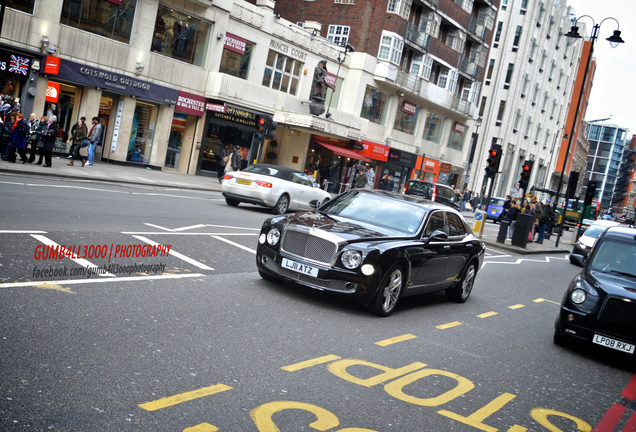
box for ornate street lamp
[553,15,624,247]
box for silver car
[221,164,331,214]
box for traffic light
[518,160,534,190]
[266,119,278,140]
[583,181,597,207]
[254,116,266,142]
[564,171,579,201]
[485,143,502,178]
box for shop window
[360,85,387,125]
[423,112,444,143]
[61,0,137,44]
[219,38,253,79]
[447,128,465,151]
[152,5,210,66]
[127,102,158,164]
[262,50,302,95]
[165,113,187,168]
[394,102,418,135]
[7,0,34,14]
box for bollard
[497,221,510,243]
[511,213,533,248]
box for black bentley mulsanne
[256,189,485,316]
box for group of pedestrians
[65,116,102,167]
[501,195,554,244]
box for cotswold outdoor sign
[206,103,259,128]
[44,57,178,105]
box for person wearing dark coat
[10,112,29,163]
[40,116,60,167]
[33,116,48,165]
[67,118,88,166]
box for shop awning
[316,141,372,162]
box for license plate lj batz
[282,258,318,277]
[592,334,635,354]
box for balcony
[416,0,439,9]
[467,16,488,42]
[405,22,432,52]
[395,69,422,93]
[458,55,482,79]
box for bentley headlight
[570,288,587,304]
[266,228,281,245]
[341,250,362,269]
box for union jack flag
[9,55,30,76]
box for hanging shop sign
[440,162,452,173]
[388,148,417,167]
[1,53,30,76]
[45,82,61,103]
[358,140,389,162]
[44,57,178,105]
[324,71,337,89]
[224,33,247,55]
[402,101,417,115]
[175,90,206,117]
[453,122,467,134]
[43,56,61,74]
[206,102,259,128]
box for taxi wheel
[272,194,290,214]
[369,265,404,317]
[446,263,476,303]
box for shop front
[380,148,417,193]
[306,136,390,194]
[1,44,41,115]
[413,155,440,183]
[165,91,206,172]
[40,56,178,165]
[197,102,265,178]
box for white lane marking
[205,224,261,231]
[0,273,205,289]
[481,255,570,268]
[210,235,257,255]
[0,230,47,234]
[144,223,173,231]
[172,224,208,232]
[25,183,130,194]
[30,234,115,277]
[0,180,24,185]
[139,223,260,232]
[122,232,257,236]
[131,192,209,200]
[131,235,214,271]
[484,254,512,259]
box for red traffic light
[490,150,498,157]
[258,118,266,126]
[522,164,530,171]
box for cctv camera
[345,43,355,53]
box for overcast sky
[565,0,636,136]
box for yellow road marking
[138,384,232,412]
[477,311,498,318]
[533,297,560,305]
[281,355,341,372]
[375,334,417,346]
[508,304,525,310]
[436,321,462,330]
[183,423,219,432]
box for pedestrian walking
[230,145,242,172]
[26,113,40,163]
[33,116,48,165]
[460,189,471,212]
[40,115,59,168]
[86,116,102,166]
[67,118,88,167]
[2,109,17,161]
[9,112,29,163]
[506,200,520,240]
[67,116,86,160]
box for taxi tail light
[223,174,233,180]
[255,180,273,188]
[432,185,437,202]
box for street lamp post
[553,16,624,247]
[325,43,355,119]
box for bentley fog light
[259,234,266,244]
[361,264,375,276]
[266,228,281,245]
[341,250,362,269]
[570,289,587,304]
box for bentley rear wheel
[369,265,404,317]
[446,263,476,303]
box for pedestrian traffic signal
[583,181,597,207]
[485,144,502,178]
[518,160,534,190]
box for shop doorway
[44,82,81,154]
[198,123,252,176]
[127,101,158,164]
[96,94,115,162]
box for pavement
[0,157,575,255]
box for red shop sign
[224,33,247,55]
[175,91,206,117]
[45,82,61,103]
[43,56,60,75]
[358,140,389,161]
[402,101,417,115]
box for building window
[479,96,487,117]
[521,74,529,95]
[262,50,302,95]
[387,0,411,19]
[378,32,404,65]
[219,35,253,80]
[152,5,211,66]
[423,112,445,143]
[421,55,433,80]
[360,85,388,124]
[513,25,522,46]
[447,126,465,151]
[334,0,355,3]
[327,25,350,46]
[501,0,508,10]
[61,0,137,44]
[437,67,449,89]
[504,63,514,86]
[394,102,418,135]
[7,0,34,13]
[520,0,527,14]
[496,100,505,125]
[486,58,495,82]
[494,21,503,43]
[513,108,521,130]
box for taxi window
[424,211,446,237]
[447,212,466,237]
